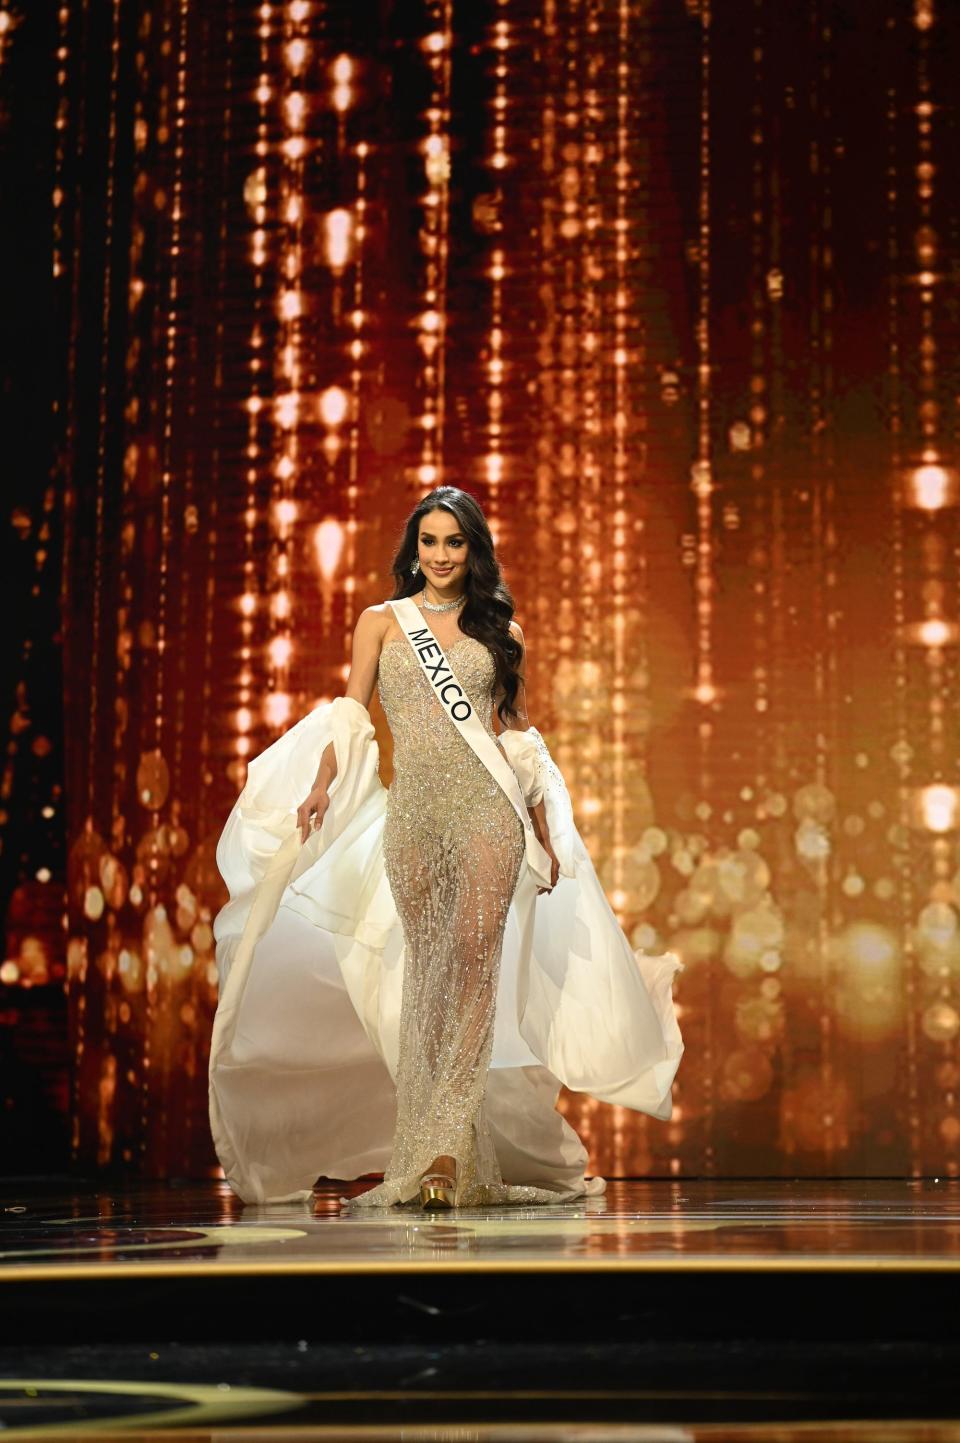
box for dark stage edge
[1,1178,960,1436]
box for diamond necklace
[419,591,466,614]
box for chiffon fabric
[210,678,684,1206]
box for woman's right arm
[296,606,386,844]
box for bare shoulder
[509,618,525,646]
[360,601,394,622]
[354,604,393,645]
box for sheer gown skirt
[344,773,532,1208]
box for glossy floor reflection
[2,1177,960,1276]
[4,1180,960,1436]
[3,1394,960,1441]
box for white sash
[389,597,552,889]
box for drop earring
[410,558,420,575]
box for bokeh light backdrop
[3,0,960,1180]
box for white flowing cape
[209,697,684,1204]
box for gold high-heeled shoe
[419,1171,456,1210]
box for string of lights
[2,0,953,1179]
[414,5,453,492]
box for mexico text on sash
[389,597,552,888]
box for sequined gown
[344,634,564,1209]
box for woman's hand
[537,835,561,896]
[296,785,330,846]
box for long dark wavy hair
[390,487,523,722]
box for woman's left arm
[499,620,560,893]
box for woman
[209,487,683,1210]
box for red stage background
[3,0,960,1180]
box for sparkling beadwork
[342,636,560,1209]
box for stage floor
[2,1176,960,1278]
[3,1178,960,1435]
